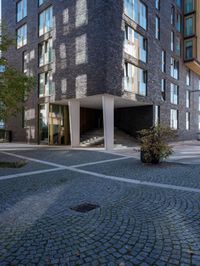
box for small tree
[138,125,177,164]
[0,25,34,123]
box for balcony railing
[124,77,146,96]
[39,51,53,67]
[124,41,146,63]
[39,83,53,98]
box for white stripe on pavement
[0,168,66,181]
[1,152,200,194]
[66,166,200,194]
[1,151,68,168]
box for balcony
[184,0,200,75]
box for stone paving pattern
[0,150,200,265]
[0,153,52,177]
[9,150,121,167]
[80,159,200,190]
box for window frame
[170,83,179,105]
[170,109,178,130]
[124,61,147,96]
[39,71,53,98]
[124,24,147,63]
[155,16,160,40]
[161,79,166,101]
[184,14,195,37]
[155,0,160,10]
[170,57,179,80]
[39,6,53,37]
[161,50,166,73]
[16,0,27,23]
[16,23,27,49]
[124,0,147,30]
[186,90,190,108]
[186,112,190,130]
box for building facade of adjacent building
[2,0,200,149]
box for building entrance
[49,104,70,145]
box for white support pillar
[102,95,114,151]
[68,99,80,147]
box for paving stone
[0,149,200,264]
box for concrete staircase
[80,129,104,147]
[80,128,137,148]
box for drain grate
[70,203,100,213]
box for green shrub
[138,125,177,164]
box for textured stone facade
[2,0,200,142]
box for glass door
[39,103,49,144]
[49,104,70,145]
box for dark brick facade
[2,0,200,142]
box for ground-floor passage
[6,94,199,146]
[39,94,153,150]
[0,145,200,265]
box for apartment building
[2,0,200,149]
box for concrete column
[102,95,114,151]
[68,100,80,147]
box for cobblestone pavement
[0,149,200,265]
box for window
[199,96,200,111]
[39,6,53,36]
[198,115,200,131]
[124,0,147,30]
[161,50,166,72]
[184,16,194,37]
[170,109,178,129]
[175,36,181,56]
[139,2,147,30]
[186,69,190,86]
[186,90,190,108]
[22,51,28,74]
[171,31,174,51]
[0,65,5,73]
[39,71,53,97]
[171,6,175,25]
[184,0,195,14]
[17,0,27,22]
[184,39,193,60]
[199,79,200,90]
[39,104,49,144]
[176,0,182,8]
[171,57,179,79]
[161,79,166,101]
[155,16,160,40]
[124,62,147,96]
[17,24,27,48]
[186,112,190,130]
[170,83,179,105]
[155,105,160,125]
[0,120,5,129]
[39,38,53,67]
[155,0,160,10]
[176,12,181,32]
[39,0,45,6]
[124,25,147,63]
